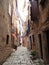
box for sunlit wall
[17,0,29,43]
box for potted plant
[30,50,37,60]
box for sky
[17,0,29,43]
[17,0,29,22]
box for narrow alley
[0,0,49,65]
[2,46,44,65]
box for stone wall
[0,0,12,47]
[0,0,12,64]
[29,0,49,63]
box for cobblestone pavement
[2,46,44,65]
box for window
[6,35,9,44]
[47,11,49,21]
[32,35,34,43]
[29,0,31,1]
[40,0,46,9]
[30,36,32,43]
[29,36,32,49]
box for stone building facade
[0,0,12,64]
[27,0,49,64]
[11,0,20,48]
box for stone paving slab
[2,46,45,65]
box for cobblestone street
[3,46,32,65]
[0,0,49,64]
[2,46,44,65]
